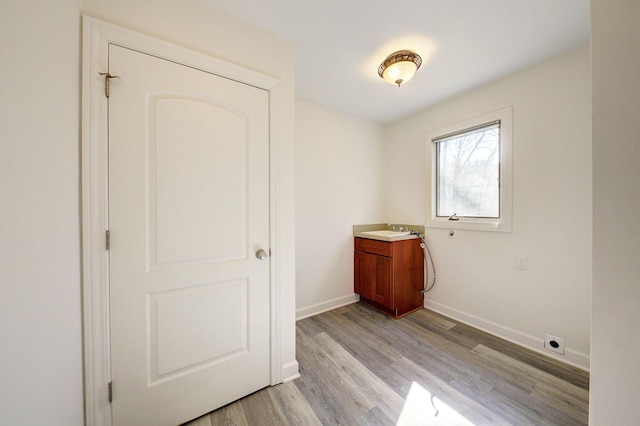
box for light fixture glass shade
[382,61,418,86]
[378,50,422,87]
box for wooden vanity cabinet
[354,237,424,319]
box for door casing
[81,16,288,426]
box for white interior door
[107,44,270,425]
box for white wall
[590,0,640,422]
[384,47,592,368]
[0,0,84,424]
[295,100,386,318]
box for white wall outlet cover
[544,333,565,355]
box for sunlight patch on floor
[396,381,474,426]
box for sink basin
[354,224,423,242]
[360,230,412,238]
[357,229,417,242]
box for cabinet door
[371,254,392,309]
[354,250,372,300]
[355,251,392,309]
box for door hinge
[108,381,113,403]
[106,230,111,251]
[99,72,120,98]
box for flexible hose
[413,232,436,294]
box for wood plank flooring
[185,303,589,425]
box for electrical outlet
[544,333,565,355]
[516,256,527,270]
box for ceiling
[201,0,590,124]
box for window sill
[426,217,511,232]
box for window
[426,107,512,232]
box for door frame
[81,16,286,426]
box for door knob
[255,249,268,260]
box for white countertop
[353,223,424,242]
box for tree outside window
[436,123,500,218]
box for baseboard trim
[425,300,590,371]
[281,360,301,383]
[296,294,359,321]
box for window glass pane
[436,124,500,218]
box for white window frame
[426,107,512,232]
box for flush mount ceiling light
[378,50,422,87]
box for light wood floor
[185,303,589,425]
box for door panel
[108,44,270,425]
[373,255,392,308]
[354,251,370,299]
[151,95,247,265]
[149,279,248,382]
